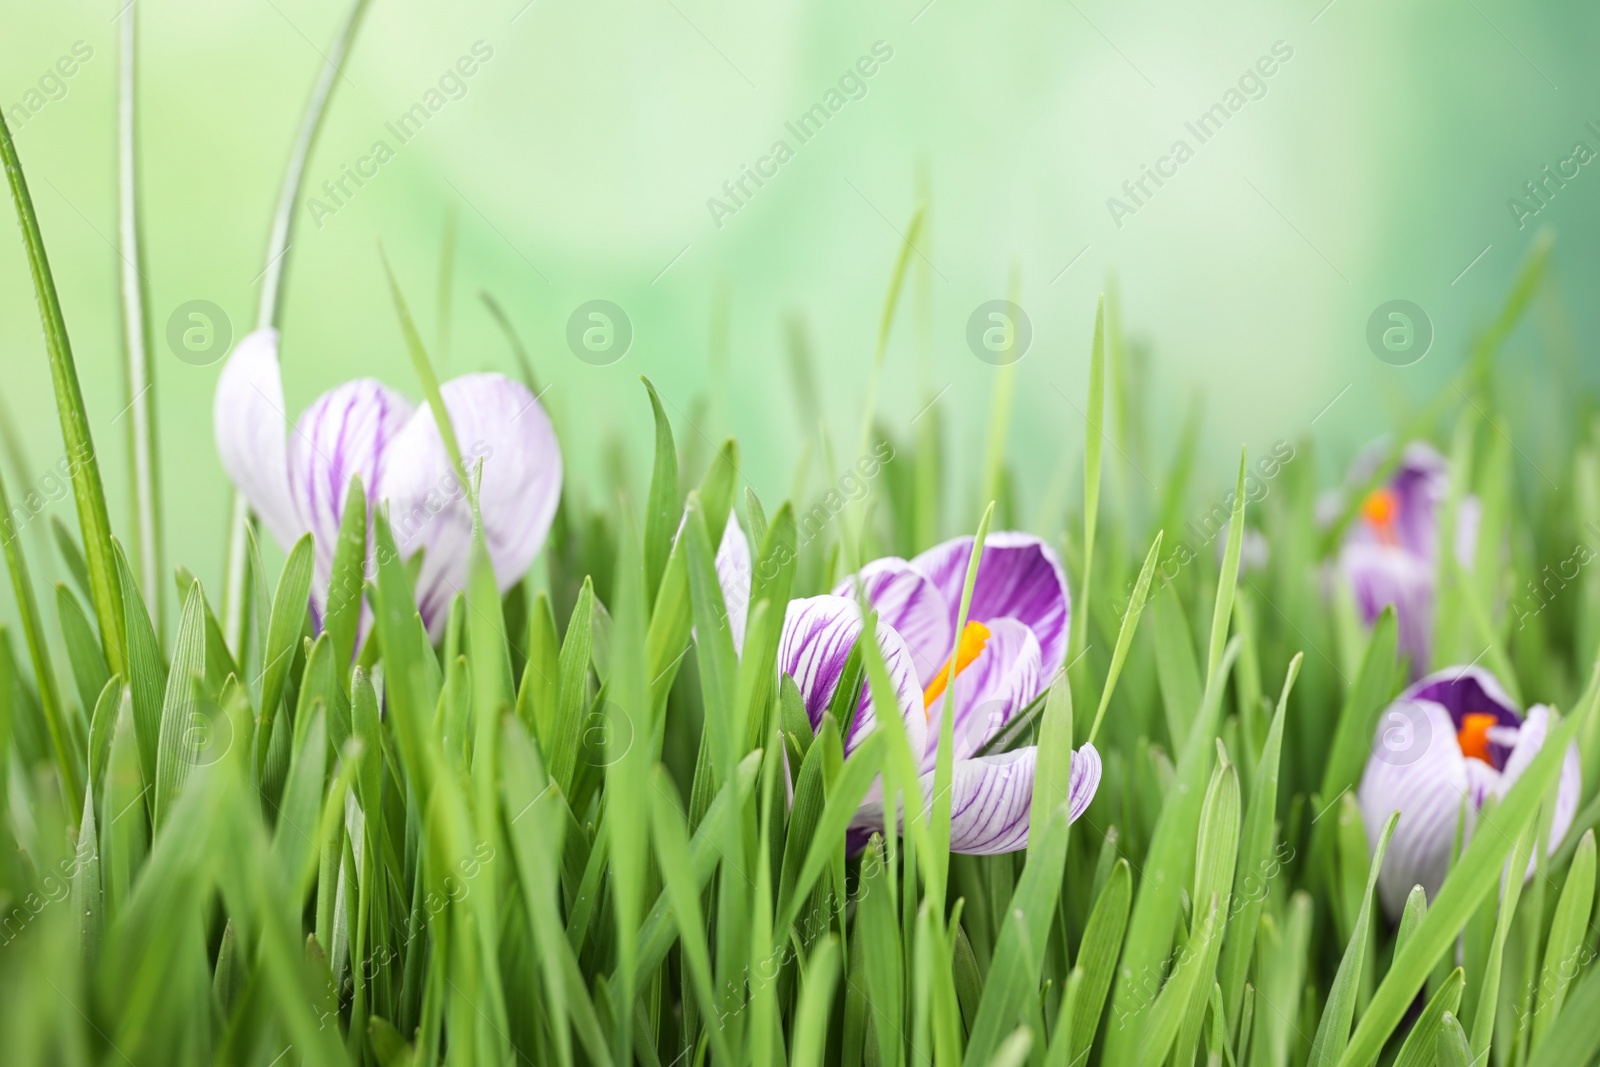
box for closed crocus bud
[1357,665,1580,921]
[213,328,561,637]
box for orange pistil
[1361,488,1401,546]
[922,621,992,717]
[1457,712,1498,764]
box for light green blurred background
[1,0,1595,624]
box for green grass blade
[0,103,127,679]
[1532,829,1596,1051]
[1306,811,1398,1067]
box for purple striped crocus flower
[1356,665,1581,921]
[213,328,562,636]
[1335,441,1478,675]
[716,530,1099,854]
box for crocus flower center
[1361,487,1401,546]
[1457,712,1498,764]
[922,621,992,716]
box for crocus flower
[213,328,562,636]
[1356,665,1580,921]
[719,531,1098,854]
[1334,441,1478,674]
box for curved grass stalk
[0,85,127,685]
[118,2,163,638]
[220,0,372,652]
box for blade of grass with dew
[1172,741,1243,1066]
[1527,955,1600,1067]
[0,465,78,809]
[1070,294,1107,678]
[930,503,992,898]
[791,936,842,1067]
[647,764,733,1066]
[1027,670,1074,858]
[152,583,208,829]
[962,801,1074,1066]
[1306,811,1398,1067]
[844,204,923,572]
[603,506,652,1066]
[1069,858,1132,1064]
[1338,698,1591,1067]
[1392,968,1465,1067]
[1532,829,1595,1051]
[1102,635,1240,1061]
[1467,817,1537,1058]
[222,0,372,649]
[978,268,1023,513]
[1086,530,1163,747]
[57,584,109,713]
[252,533,313,784]
[641,379,679,609]
[0,106,127,681]
[323,477,367,673]
[116,4,162,636]
[1219,653,1302,1030]
[1207,449,1249,684]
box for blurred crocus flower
[213,328,562,636]
[716,531,1098,854]
[1357,665,1580,921]
[1334,442,1478,673]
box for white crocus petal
[940,742,1101,855]
[212,328,303,550]
[940,618,1042,767]
[777,595,925,759]
[287,378,415,583]
[1495,705,1583,873]
[1357,699,1472,921]
[380,373,562,636]
[832,558,954,683]
[713,512,751,654]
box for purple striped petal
[380,373,562,636]
[287,378,415,582]
[714,512,752,655]
[777,595,924,758]
[1357,698,1472,920]
[940,618,1042,767]
[212,329,304,551]
[1339,541,1436,673]
[912,532,1071,679]
[941,741,1101,855]
[833,558,955,684]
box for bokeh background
[1,0,1596,633]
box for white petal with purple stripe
[911,532,1071,679]
[212,329,303,551]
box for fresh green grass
[4,18,1600,1067]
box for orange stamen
[922,621,992,717]
[1361,488,1401,546]
[1457,712,1498,764]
